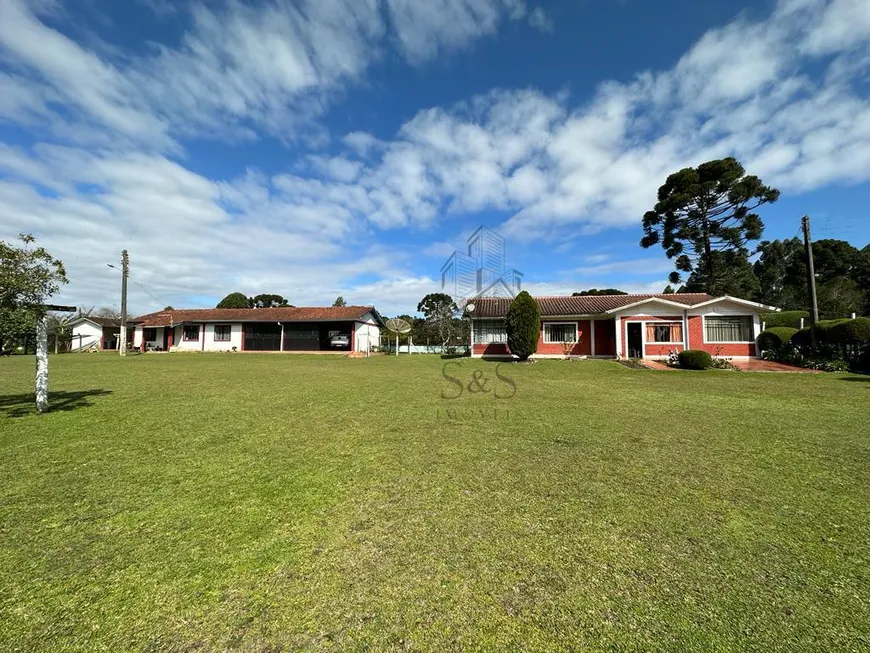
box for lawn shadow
[0,389,112,417]
[842,376,870,383]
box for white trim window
[214,325,232,342]
[704,316,753,342]
[183,325,200,341]
[647,322,683,344]
[474,320,507,344]
[544,322,577,344]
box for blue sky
[1,0,868,316]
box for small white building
[68,316,122,351]
[131,305,383,353]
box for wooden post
[802,216,820,348]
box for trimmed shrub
[826,317,870,345]
[853,348,870,372]
[790,327,812,347]
[505,290,540,361]
[761,310,808,329]
[678,349,713,370]
[757,327,798,351]
[789,320,851,347]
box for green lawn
[1,354,868,652]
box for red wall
[473,319,615,356]
[686,315,756,357]
[618,315,757,358]
[536,320,592,356]
[473,343,510,356]
[596,320,616,356]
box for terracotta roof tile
[131,306,381,327]
[469,294,715,318]
[73,316,121,327]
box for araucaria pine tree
[505,290,540,361]
[640,157,780,295]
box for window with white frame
[544,322,577,343]
[183,325,200,341]
[473,320,507,344]
[647,322,683,343]
[704,316,753,342]
[214,325,231,341]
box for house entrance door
[627,322,643,358]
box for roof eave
[687,295,780,312]
[604,297,693,314]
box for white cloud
[385,0,534,63]
[422,241,460,257]
[2,0,870,315]
[528,7,553,33]
[0,0,549,147]
[0,0,172,149]
[307,155,364,183]
[333,0,870,240]
[0,145,401,313]
[570,258,676,277]
[802,0,870,54]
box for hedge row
[788,317,870,347]
[761,310,809,329]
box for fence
[379,339,470,355]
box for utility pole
[120,249,129,357]
[801,215,820,348]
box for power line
[129,274,171,307]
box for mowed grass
[0,354,868,652]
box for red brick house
[468,294,778,359]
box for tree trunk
[36,316,49,413]
[702,216,715,295]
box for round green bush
[757,327,798,351]
[826,317,870,345]
[678,349,713,370]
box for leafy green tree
[249,293,290,308]
[417,293,457,348]
[0,234,67,352]
[640,157,779,293]
[333,296,346,307]
[663,285,675,294]
[817,277,864,319]
[505,290,540,361]
[572,288,627,296]
[856,245,870,315]
[754,238,868,317]
[216,292,250,309]
[752,237,804,308]
[681,250,760,298]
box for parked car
[330,334,350,348]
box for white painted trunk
[36,315,49,413]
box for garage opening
[244,324,281,351]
